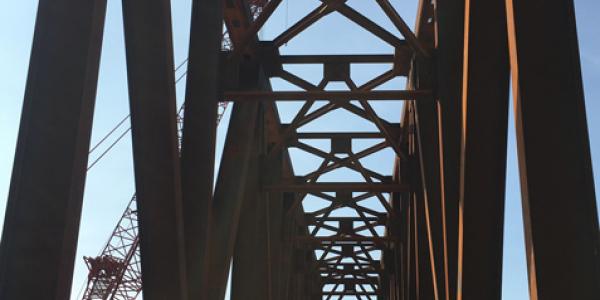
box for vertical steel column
[266,150,285,300]
[394,144,411,300]
[457,0,510,299]
[121,1,188,299]
[410,152,436,300]
[415,191,436,300]
[0,1,107,299]
[414,73,447,300]
[231,142,286,300]
[505,0,600,299]
[206,63,262,300]
[434,2,465,298]
[180,0,223,297]
[231,126,268,300]
[408,196,419,300]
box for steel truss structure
[0,1,599,300]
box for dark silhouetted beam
[265,183,410,192]
[121,0,188,299]
[280,54,395,64]
[231,126,267,300]
[295,132,385,139]
[506,0,600,299]
[0,1,107,299]
[412,0,449,297]
[457,0,510,299]
[225,90,430,101]
[206,64,262,300]
[434,1,465,298]
[179,0,223,297]
[411,156,437,300]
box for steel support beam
[265,183,410,192]
[408,196,419,300]
[224,90,430,101]
[410,147,436,300]
[414,100,447,300]
[505,0,600,299]
[457,0,510,299]
[412,1,448,297]
[265,152,286,300]
[415,191,436,300]
[0,1,107,298]
[180,0,223,297]
[206,64,262,300]
[231,123,267,300]
[414,68,447,300]
[121,1,188,299]
[279,54,395,64]
[434,1,465,298]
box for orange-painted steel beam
[457,0,510,298]
[506,0,600,299]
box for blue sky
[0,1,599,299]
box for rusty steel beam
[296,236,397,243]
[505,0,600,299]
[264,183,410,192]
[327,1,406,49]
[279,54,396,64]
[434,1,465,298]
[206,64,262,300]
[413,63,447,300]
[179,0,224,297]
[295,132,385,139]
[121,1,188,299]
[233,133,287,299]
[0,1,107,299]
[408,195,419,300]
[410,154,437,300]
[322,278,380,285]
[225,90,430,101]
[411,1,449,298]
[273,2,331,47]
[223,3,316,299]
[375,0,429,58]
[231,125,267,300]
[457,0,510,299]
[322,291,380,297]
[233,0,283,55]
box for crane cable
[86,58,190,171]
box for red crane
[81,2,267,299]
[82,196,142,300]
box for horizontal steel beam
[224,90,431,101]
[306,216,385,223]
[297,236,397,243]
[264,183,409,192]
[321,291,380,296]
[280,54,395,64]
[322,278,380,285]
[294,132,386,139]
[319,269,382,276]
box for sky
[0,1,599,299]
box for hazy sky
[0,1,599,299]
